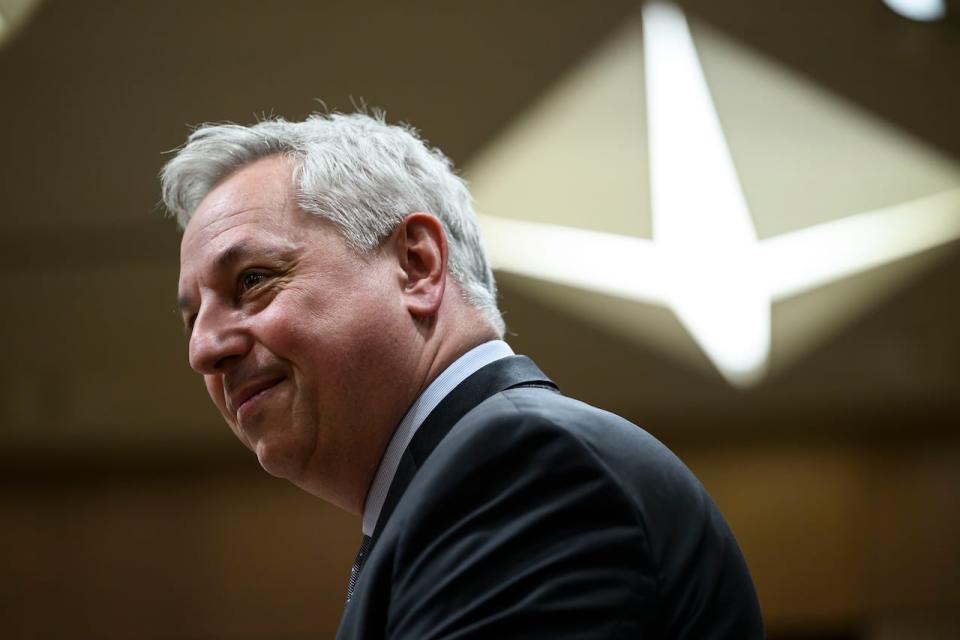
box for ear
[395,212,447,318]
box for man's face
[177,155,414,509]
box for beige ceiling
[1,0,958,467]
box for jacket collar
[370,355,556,542]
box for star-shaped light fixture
[472,1,960,387]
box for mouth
[231,377,286,420]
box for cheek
[258,309,317,358]
[259,292,343,353]
[256,273,397,369]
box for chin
[253,436,308,481]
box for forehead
[180,155,299,259]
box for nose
[188,303,251,374]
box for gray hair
[161,111,504,336]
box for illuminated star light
[478,0,960,387]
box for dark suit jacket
[337,356,764,639]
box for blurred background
[1,0,958,638]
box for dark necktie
[346,534,372,605]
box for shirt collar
[361,339,514,535]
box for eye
[239,270,269,293]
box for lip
[228,376,285,419]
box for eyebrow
[176,240,301,318]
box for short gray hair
[161,111,504,336]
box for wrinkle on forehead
[186,203,269,240]
[181,206,285,261]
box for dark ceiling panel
[678,0,960,159]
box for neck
[414,305,500,402]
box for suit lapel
[370,355,556,542]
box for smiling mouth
[234,378,285,419]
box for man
[165,112,765,638]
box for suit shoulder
[451,386,699,495]
[447,387,739,567]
